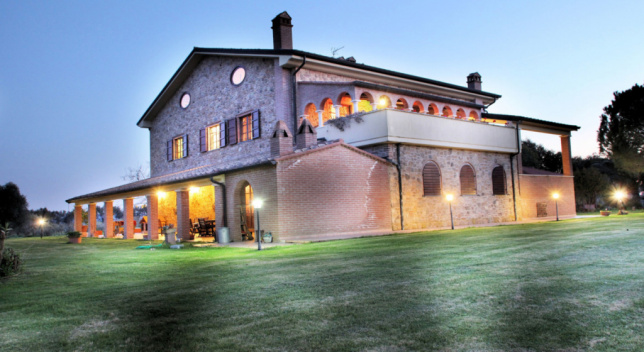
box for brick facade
[518,175,576,219]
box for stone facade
[397,145,518,229]
[149,56,282,177]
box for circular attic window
[180,93,191,109]
[231,66,246,85]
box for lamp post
[37,218,46,239]
[614,190,626,214]
[446,194,454,230]
[252,199,263,251]
[552,193,560,221]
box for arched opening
[412,101,424,113]
[442,106,453,117]
[238,181,255,240]
[469,111,479,121]
[377,95,392,109]
[492,166,507,195]
[460,164,477,195]
[304,103,319,127]
[422,161,442,196]
[456,108,466,119]
[395,98,408,110]
[359,92,374,112]
[338,92,353,117]
[427,103,438,115]
[321,98,335,123]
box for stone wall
[399,145,518,229]
[518,175,576,219]
[158,191,177,227]
[149,56,281,177]
[275,143,393,240]
[189,185,215,221]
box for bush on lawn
[0,248,22,277]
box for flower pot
[262,233,273,243]
[69,237,82,244]
[600,211,611,216]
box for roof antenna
[331,46,344,58]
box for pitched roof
[482,113,580,132]
[137,47,502,127]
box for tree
[0,183,29,228]
[521,139,562,173]
[0,222,12,263]
[598,83,644,178]
[574,167,610,209]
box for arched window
[442,106,453,117]
[456,109,466,119]
[358,92,374,112]
[377,95,392,109]
[412,101,424,113]
[304,103,319,127]
[492,166,507,195]
[395,98,408,110]
[422,162,442,196]
[460,164,476,195]
[321,98,335,122]
[469,111,479,121]
[239,181,255,237]
[427,103,438,115]
[338,92,353,117]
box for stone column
[317,110,324,127]
[352,99,360,113]
[88,203,96,237]
[124,198,134,239]
[176,189,190,241]
[146,194,159,240]
[105,201,114,238]
[560,135,573,176]
[74,204,83,232]
[334,104,342,118]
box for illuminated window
[173,136,185,160]
[180,93,190,109]
[207,124,220,151]
[239,114,252,142]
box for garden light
[552,193,560,221]
[446,194,454,230]
[252,199,263,250]
[37,218,46,239]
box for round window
[180,93,191,109]
[231,66,246,85]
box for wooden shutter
[227,118,238,145]
[220,122,227,147]
[167,140,173,161]
[422,162,441,196]
[492,166,506,195]
[183,134,189,158]
[199,128,207,152]
[251,110,261,139]
[460,165,477,195]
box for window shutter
[422,162,441,196]
[459,165,477,195]
[228,118,238,145]
[183,134,189,158]
[252,110,261,139]
[167,140,173,161]
[492,166,506,195]
[199,128,207,152]
[220,122,227,147]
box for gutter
[209,177,227,227]
[509,121,521,221]
[396,144,404,230]
[291,55,306,140]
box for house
[66,12,579,242]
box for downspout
[210,177,227,227]
[509,121,521,221]
[396,143,404,230]
[291,55,307,139]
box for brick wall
[518,175,576,219]
[399,145,518,229]
[275,143,393,240]
[189,185,215,221]
[158,191,177,227]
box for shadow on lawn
[492,232,588,350]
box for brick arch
[338,92,353,117]
[460,163,477,195]
[320,97,335,122]
[442,106,453,117]
[427,103,439,115]
[358,92,374,112]
[395,98,409,110]
[422,161,442,196]
[377,95,392,109]
[304,102,319,127]
[412,101,424,113]
[456,108,466,119]
[468,110,479,121]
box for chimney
[296,118,317,150]
[270,120,294,158]
[271,11,293,50]
[467,72,482,90]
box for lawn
[1,215,644,351]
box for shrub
[0,248,22,277]
[66,231,82,239]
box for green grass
[2,215,644,351]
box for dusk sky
[1,0,643,211]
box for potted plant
[262,231,273,243]
[67,231,82,244]
[600,210,611,216]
